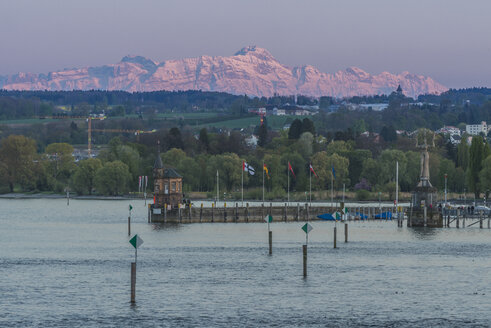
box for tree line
[2,119,490,200]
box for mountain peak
[234,46,274,60]
[121,55,157,67]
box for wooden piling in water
[456,217,459,228]
[223,203,227,222]
[211,203,214,222]
[284,203,287,222]
[164,203,167,223]
[130,262,136,303]
[269,231,272,255]
[200,203,203,223]
[235,203,238,223]
[334,226,337,248]
[480,213,483,229]
[344,223,348,243]
[128,216,131,236]
[246,203,249,222]
[303,245,307,277]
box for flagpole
[309,166,312,206]
[262,161,265,206]
[216,170,219,206]
[288,164,290,205]
[242,162,244,206]
[331,170,334,208]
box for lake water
[0,198,490,327]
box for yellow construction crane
[40,115,106,157]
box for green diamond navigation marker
[342,207,348,215]
[301,223,313,234]
[264,214,273,223]
[129,234,143,249]
[129,204,133,211]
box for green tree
[257,123,268,147]
[457,138,469,170]
[44,143,75,187]
[0,135,37,192]
[467,136,485,198]
[288,119,303,139]
[72,158,103,195]
[198,128,209,152]
[301,118,315,135]
[479,155,491,197]
[94,161,131,195]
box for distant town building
[466,121,488,136]
[436,126,461,136]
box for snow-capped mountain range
[0,46,447,98]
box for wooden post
[211,203,214,222]
[235,203,238,223]
[488,217,490,229]
[269,202,272,217]
[447,215,450,227]
[303,244,307,277]
[284,203,287,222]
[344,223,348,243]
[304,203,308,221]
[246,203,249,223]
[200,203,203,223]
[130,262,136,303]
[164,203,167,224]
[456,216,459,228]
[463,216,465,228]
[223,204,227,222]
[178,205,182,223]
[269,231,272,255]
[334,226,337,248]
[261,204,265,220]
[128,216,131,236]
[480,213,483,229]
[296,203,300,221]
[188,204,192,221]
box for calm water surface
[0,199,490,327]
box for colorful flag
[243,161,255,175]
[263,164,270,179]
[331,166,336,179]
[288,162,296,179]
[309,163,318,177]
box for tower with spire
[152,140,183,209]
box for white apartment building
[466,121,488,135]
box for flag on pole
[243,161,255,175]
[138,176,142,192]
[145,176,148,189]
[309,163,318,177]
[263,164,270,179]
[288,162,296,179]
[331,166,336,179]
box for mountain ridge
[0,46,447,98]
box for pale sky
[1,0,490,88]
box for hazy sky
[1,0,490,88]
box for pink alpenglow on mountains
[0,46,447,98]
